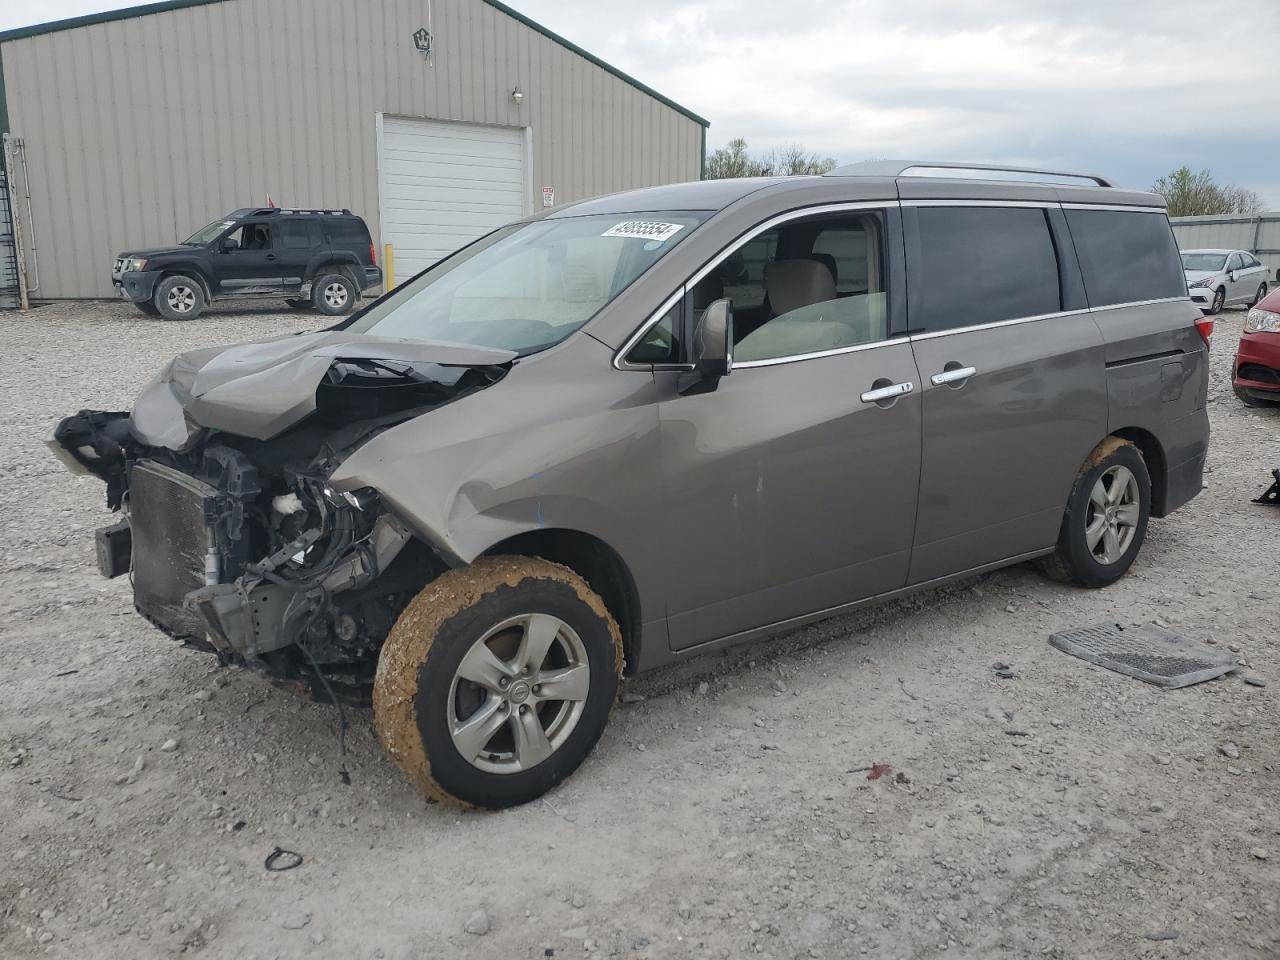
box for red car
[1236,287,1280,406]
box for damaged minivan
[53,162,1210,808]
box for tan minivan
[54,162,1210,807]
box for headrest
[765,259,837,316]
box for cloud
[5,0,1278,203]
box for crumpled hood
[130,331,516,450]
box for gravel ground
[1,299,1277,960]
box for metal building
[1170,212,1280,282]
[0,0,708,301]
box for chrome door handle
[930,365,977,386]
[860,381,914,403]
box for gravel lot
[2,299,1277,960]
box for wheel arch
[156,266,212,301]
[482,528,642,675]
[1109,426,1168,515]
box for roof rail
[825,160,1114,188]
[247,207,353,217]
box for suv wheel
[154,275,205,321]
[373,556,622,809]
[312,271,357,315]
[1038,437,1150,588]
[1207,287,1225,315]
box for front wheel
[373,556,622,809]
[1252,283,1268,307]
[1038,438,1150,588]
[153,275,205,321]
[1207,287,1225,315]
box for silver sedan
[1181,248,1269,315]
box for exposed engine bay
[52,334,514,702]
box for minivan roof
[550,161,1165,219]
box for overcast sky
[5,0,1279,205]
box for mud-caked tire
[1038,437,1150,588]
[373,556,622,809]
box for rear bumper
[1157,407,1210,517]
[361,266,382,291]
[113,270,162,303]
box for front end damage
[53,334,514,701]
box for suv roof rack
[825,160,1114,189]
[240,207,354,218]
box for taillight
[369,242,377,266]
[1195,317,1214,345]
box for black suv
[112,208,382,320]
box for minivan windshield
[344,212,709,354]
[1181,252,1228,272]
[184,219,236,245]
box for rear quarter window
[1065,209,1186,307]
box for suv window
[228,222,274,251]
[912,206,1061,332]
[280,219,323,250]
[1065,209,1186,307]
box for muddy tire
[373,556,622,809]
[1038,437,1150,588]
[153,275,205,320]
[311,271,357,316]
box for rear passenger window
[1064,209,1186,308]
[280,220,322,250]
[912,207,1061,332]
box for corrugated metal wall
[0,0,705,298]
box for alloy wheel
[166,285,196,313]
[1212,288,1225,313]
[1085,464,1140,565]
[447,614,591,773]
[323,282,349,309]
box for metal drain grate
[1049,623,1237,689]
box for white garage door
[378,116,528,281]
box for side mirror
[220,237,239,253]
[1228,270,1236,282]
[692,299,733,379]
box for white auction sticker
[601,220,685,242]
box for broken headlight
[322,484,379,511]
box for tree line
[706,139,1267,218]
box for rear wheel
[1251,282,1268,307]
[1038,438,1150,588]
[311,271,357,316]
[373,556,622,809]
[1207,287,1225,315]
[153,275,205,321]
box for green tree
[706,138,837,179]
[1150,166,1264,217]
